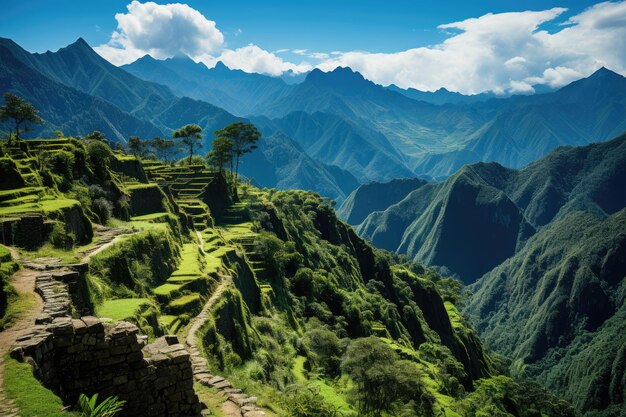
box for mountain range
[0,37,358,203]
[3,36,626,202]
[124,50,626,183]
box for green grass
[18,240,97,264]
[194,384,226,417]
[130,212,170,222]
[153,283,183,297]
[168,294,201,309]
[4,355,80,417]
[96,298,150,320]
[0,198,80,217]
[290,356,356,415]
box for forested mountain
[466,209,626,416]
[122,50,626,186]
[256,111,414,182]
[0,137,576,417]
[355,135,626,416]
[358,134,626,282]
[338,178,427,225]
[0,45,162,141]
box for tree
[305,328,344,378]
[149,136,177,163]
[342,337,434,417]
[0,92,44,141]
[214,122,261,187]
[84,131,107,143]
[127,136,146,157]
[206,136,233,174]
[173,124,203,165]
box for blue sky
[1,0,624,94]
[1,0,599,54]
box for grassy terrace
[96,298,151,321]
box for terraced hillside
[0,138,577,417]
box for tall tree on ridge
[207,136,234,176]
[214,122,261,196]
[173,124,203,165]
[150,136,177,164]
[0,92,43,141]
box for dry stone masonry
[10,269,203,417]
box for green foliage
[127,135,146,157]
[4,356,78,417]
[280,384,344,417]
[86,140,113,180]
[214,122,261,189]
[0,92,44,140]
[149,136,177,163]
[304,327,344,378]
[207,136,233,174]
[458,376,576,417]
[173,123,203,165]
[49,221,76,249]
[78,393,125,417]
[342,337,434,417]
[92,197,113,224]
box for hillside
[0,136,575,417]
[338,178,426,225]
[0,45,162,141]
[466,209,626,416]
[359,134,626,283]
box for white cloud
[95,0,224,65]
[316,2,626,94]
[202,44,311,76]
[95,1,626,91]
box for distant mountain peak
[213,61,229,70]
[588,66,622,79]
[304,66,369,93]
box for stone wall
[11,270,202,417]
[0,215,48,250]
[127,185,168,217]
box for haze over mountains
[2,36,626,203]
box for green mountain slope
[359,134,626,283]
[265,111,414,183]
[0,38,358,203]
[465,209,626,416]
[417,68,626,177]
[0,45,161,141]
[338,178,426,225]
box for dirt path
[79,225,135,262]
[0,252,46,416]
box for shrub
[92,197,113,225]
[281,384,343,417]
[87,140,113,180]
[304,327,344,378]
[78,393,125,417]
[49,222,75,249]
